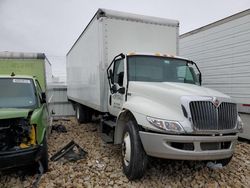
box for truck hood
[0,108,32,120]
[127,82,232,121]
[129,82,230,98]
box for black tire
[122,120,148,180]
[216,156,233,166]
[76,104,92,124]
[40,137,49,173]
[76,104,83,123]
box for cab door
[35,80,50,141]
[108,57,126,116]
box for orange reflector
[30,125,36,145]
[20,143,29,149]
[19,125,36,148]
[128,52,136,55]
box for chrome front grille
[189,101,237,130]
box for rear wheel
[76,104,92,124]
[122,120,148,180]
[76,104,83,123]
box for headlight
[237,115,244,133]
[146,116,185,133]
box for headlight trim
[237,115,244,133]
[146,116,185,133]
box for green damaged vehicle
[0,52,53,172]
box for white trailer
[67,9,243,180]
[179,9,250,139]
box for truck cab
[0,52,52,172]
[105,53,243,180]
[0,75,49,171]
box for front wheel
[40,136,49,173]
[122,120,148,180]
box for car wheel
[76,104,83,123]
[122,120,148,180]
[40,137,49,173]
[76,104,92,124]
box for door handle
[109,95,112,106]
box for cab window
[113,59,124,86]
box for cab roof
[0,75,36,79]
[126,52,192,62]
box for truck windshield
[0,78,37,108]
[128,56,199,84]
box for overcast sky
[0,0,249,82]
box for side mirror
[41,92,46,103]
[109,69,114,84]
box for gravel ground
[0,117,250,188]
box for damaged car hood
[0,108,32,119]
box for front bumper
[139,131,238,160]
[0,146,41,170]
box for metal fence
[48,84,75,117]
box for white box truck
[67,9,243,180]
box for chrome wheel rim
[122,132,131,166]
[76,106,80,120]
